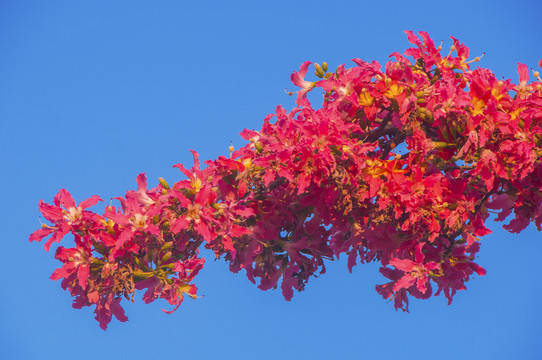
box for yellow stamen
[358,89,374,106]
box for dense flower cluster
[31,31,542,329]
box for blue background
[1,1,541,359]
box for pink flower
[135,256,205,314]
[50,239,92,291]
[173,149,207,191]
[126,173,156,206]
[105,197,160,252]
[169,183,217,242]
[290,61,315,101]
[30,189,102,251]
[389,244,440,294]
[94,295,128,330]
[31,31,542,327]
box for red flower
[30,31,542,328]
[104,197,160,254]
[30,189,102,251]
[290,61,315,101]
[389,244,440,295]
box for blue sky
[1,1,541,359]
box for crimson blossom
[31,31,542,329]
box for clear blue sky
[1,1,541,359]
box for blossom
[30,189,102,251]
[389,244,440,295]
[30,31,542,329]
[104,197,161,254]
[126,173,156,206]
[290,61,316,101]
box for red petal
[77,265,90,290]
[347,250,357,273]
[88,291,99,304]
[195,221,213,242]
[173,162,192,179]
[404,30,422,47]
[389,258,415,272]
[230,224,249,237]
[416,277,428,294]
[115,230,135,249]
[79,195,102,210]
[38,201,63,223]
[29,227,54,242]
[190,149,201,171]
[55,189,76,209]
[517,63,529,84]
[111,298,128,322]
[263,171,276,187]
[136,173,147,192]
[44,224,70,252]
[194,184,211,206]
[221,236,236,258]
[234,206,254,217]
[414,243,425,263]
[50,263,75,280]
[172,217,189,233]
[290,61,312,88]
[393,274,416,292]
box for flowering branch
[31,31,542,329]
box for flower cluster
[31,31,542,329]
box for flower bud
[322,62,328,72]
[134,256,144,267]
[159,177,170,189]
[434,141,454,149]
[160,251,172,264]
[133,270,154,280]
[314,63,324,78]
